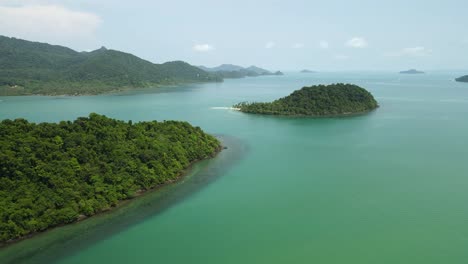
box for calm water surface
[1,72,468,263]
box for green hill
[0,36,221,95]
[0,114,221,243]
[234,83,378,116]
[455,75,468,82]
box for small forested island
[198,64,283,79]
[0,114,221,243]
[300,69,315,73]
[0,36,222,96]
[455,75,468,82]
[234,83,378,116]
[400,69,424,74]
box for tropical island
[0,36,222,96]
[455,75,468,82]
[0,113,221,243]
[399,69,425,74]
[234,83,378,116]
[300,69,316,73]
[198,64,283,79]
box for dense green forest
[234,83,378,116]
[0,114,221,243]
[455,75,468,82]
[0,36,222,96]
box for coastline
[234,105,379,119]
[0,143,224,248]
[0,79,223,97]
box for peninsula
[0,36,222,96]
[0,114,221,243]
[455,75,468,82]
[234,83,378,116]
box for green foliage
[0,114,221,242]
[234,83,378,116]
[455,75,468,82]
[0,36,222,96]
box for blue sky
[1,0,467,71]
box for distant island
[300,69,316,73]
[234,83,378,116]
[198,64,283,79]
[455,75,468,82]
[0,113,221,243]
[400,69,425,74]
[0,35,222,96]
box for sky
[0,0,467,71]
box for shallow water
[1,71,468,263]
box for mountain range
[0,36,221,95]
[198,64,283,79]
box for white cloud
[265,41,276,49]
[333,54,349,60]
[384,46,432,57]
[292,43,304,49]
[193,44,214,52]
[346,37,368,48]
[0,5,101,42]
[319,40,329,49]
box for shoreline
[234,106,379,119]
[0,143,224,248]
[0,79,223,97]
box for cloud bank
[193,44,214,52]
[265,41,276,49]
[319,40,329,49]
[0,5,101,43]
[346,37,368,48]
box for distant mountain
[455,75,468,82]
[198,64,283,79]
[200,64,245,72]
[0,35,221,95]
[300,69,315,73]
[400,69,424,74]
[245,66,271,75]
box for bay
[1,71,468,263]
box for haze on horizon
[0,0,467,71]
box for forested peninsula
[0,36,222,96]
[234,83,378,116]
[0,114,221,243]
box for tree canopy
[234,83,378,116]
[0,114,221,243]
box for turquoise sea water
[1,72,468,263]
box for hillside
[234,83,378,116]
[0,36,221,95]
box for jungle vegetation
[234,83,378,116]
[0,114,221,243]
